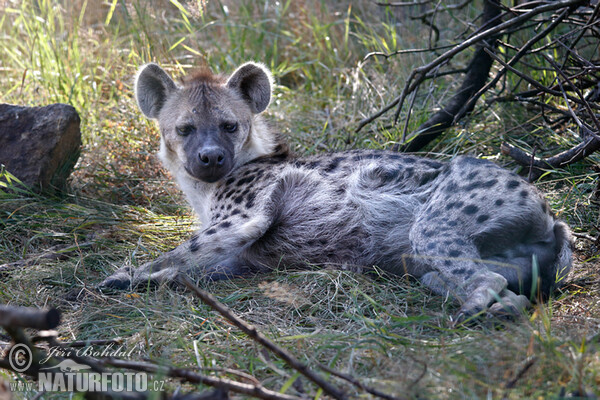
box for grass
[1,0,599,399]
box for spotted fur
[100,62,572,320]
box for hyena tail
[538,220,573,299]
[490,219,573,300]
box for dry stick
[402,2,582,151]
[0,306,60,330]
[542,53,600,133]
[458,6,572,122]
[101,358,301,400]
[317,362,407,400]
[0,307,292,400]
[363,44,456,61]
[179,275,348,400]
[559,1,600,70]
[483,47,597,108]
[374,0,434,7]
[396,0,502,151]
[501,135,600,181]
[355,0,587,133]
[504,356,537,389]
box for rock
[0,103,81,192]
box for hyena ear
[135,63,178,119]
[226,62,273,114]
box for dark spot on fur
[308,161,321,169]
[206,228,217,235]
[246,192,256,209]
[423,230,434,238]
[466,171,479,180]
[520,190,528,198]
[241,213,249,219]
[236,175,256,186]
[459,157,487,166]
[464,179,497,192]
[214,247,224,254]
[234,195,244,204]
[444,260,452,266]
[445,181,459,193]
[426,242,437,250]
[448,249,462,258]
[495,199,504,206]
[422,160,442,168]
[446,202,457,210]
[507,180,520,189]
[319,238,328,245]
[219,221,232,229]
[429,210,441,220]
[418,173,437,186]
[405,167,414,177]
[231,209,241,216]
[224,189,237,199]
[463,205,479,215]
[453,268,467,275]
[455,239,466,246]
[447,220,458,227]
[476,215,489,223]
[190,241,201,252]
[226,177,235,185]
[324,157,345,173]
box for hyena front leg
[99,215,272,290]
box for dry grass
[1,0,599,399]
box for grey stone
[0,103,81,192]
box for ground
[0,1,599,399]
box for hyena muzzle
[100,61,572,320]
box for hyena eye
[176,125,195,136]
[222,122,238,133]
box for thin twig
[179,275,348,400]
[504,356,537,389]
[100,358,301,400]
[317,362,407,400]
[356,0,587,133]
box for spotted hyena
[100,62,572,320]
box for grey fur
[101,62,573,320]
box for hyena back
[101,62,572,320]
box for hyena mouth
[184,165,229,183]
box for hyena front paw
[98,266,133,290]
[454,288,530,325]
[98,258,183,291]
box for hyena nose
[199,148,225,168]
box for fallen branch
[0,306,60,330]
[1,304,283,400]
[356,0,587,135]
[317,362,407,400]
[179,275,348,400]
[501,134,600,181]
[98,358,300,400]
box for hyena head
[134,62,275,183]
